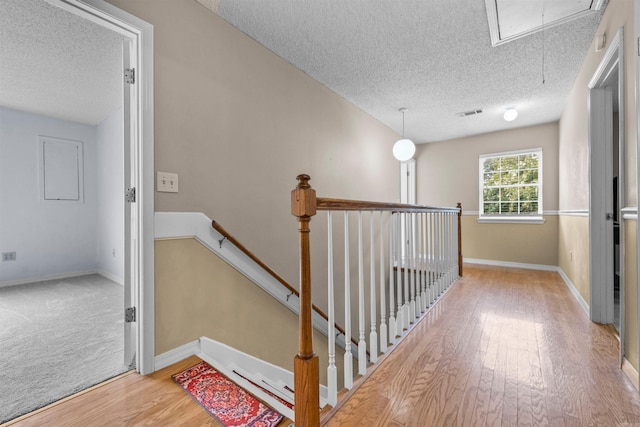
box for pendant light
[392,108,416,161]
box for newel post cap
[292,174,317,218]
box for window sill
[477,216,546,224]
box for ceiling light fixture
[393,108,416,161]
[504,108,518,122]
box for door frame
[588,28,624,335]
[46,0,155,374]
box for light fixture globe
[504,108,518,122]
[393,138,416,161]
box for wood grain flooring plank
[9,266,640,427]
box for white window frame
[478,148,544,224]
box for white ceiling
[0,1,605,141]
[0,0,124,126]
[208,0,606,143]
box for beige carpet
[0,274,129,423]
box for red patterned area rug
[172,361,284,427]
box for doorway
[0,1,154,420]
[588,28,625,361]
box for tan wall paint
[105,0,400,292]
[417,123,559,266]
[462,216,558,266]
[558,215,590,305]
[625,221,639,371]
[155,238,344,385]
[558,0,636,210]
[416,122,559,211]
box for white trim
[0,269,99,289]
[464,258,557,271]
[477,216,545,224]
[558,210,590,217]
[154,339,201,371]
[97,270,124,285]
[155,212,343,348]
[463,210,559,216]
[49,0,155,375]
[198,337,306,419]
[588,28,624,325]
[622,358,640,391]
[484,0,605,47]
[557,269,590,317]
[464,259,590,316]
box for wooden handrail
[317,197,459,213]
[212,220,354,344]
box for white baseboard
[97,270,124,286]
[0,269,99,289]
[556,269,590,316]
[464,258,590,316]
[464,258,557,271]
[622,358,640,391]
[154,339,201,371]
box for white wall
[0,107,98,285]
[96,107,124,283]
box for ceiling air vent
[456,109,484,118]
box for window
[479,148,542,221]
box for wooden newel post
[291,174,320,427]
[457,202,463,277]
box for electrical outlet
[2,252,16,261]
[157,172,179,193]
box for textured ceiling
[210,0,606,143]
[0,0,124,126]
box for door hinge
[606,212,614,221]
[125,306,136,323]
[124,68,135,84]
[125,187,136,203]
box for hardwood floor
[4,265,640,426]
[325,265,640,427]
[3,356,292,427]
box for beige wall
[625,221,639,371]
[155,238,344,385]
[106,0,400,290]
[415,122,559,211]
[557,0,638,362]
[559,0,636,210]
[558,216,591,305]
[462,216,558,266]
[416,122,559,265]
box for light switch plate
[157,172,179,193]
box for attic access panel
[485,0,606,46]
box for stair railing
[291,174,462,427]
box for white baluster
[429,211,434,305]
[343,211,353,389]
[403,212,410,330]
[326,212,337,406]
[415,212,422,316]
[357,212,367,375]
[409,213,416,322]
[379,211,388,353]
[396,212,404,336]
[420,212,427,312]
[388,213,397,344]
[369,212,378,363]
